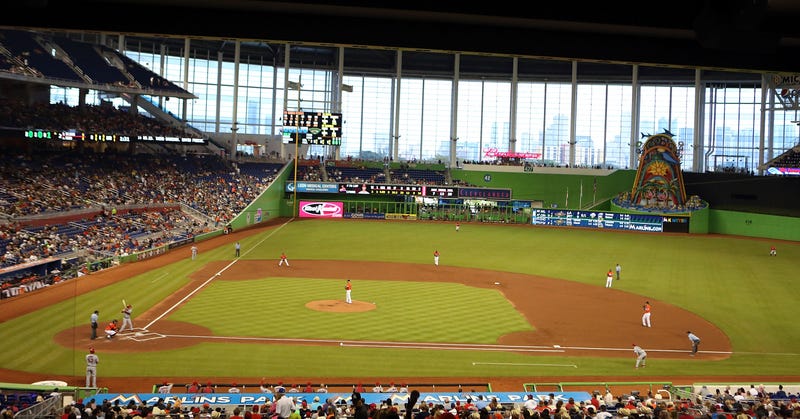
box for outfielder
[434,250,440,266]
[641,301,651,327]
[86,347,99,387]
[345,279,352,304]
[120,304,134,332]
[632,344,647,368]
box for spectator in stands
[773,385,788,399]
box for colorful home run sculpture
[630,131,687,209]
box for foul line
[155,333,564,353]
[472,362,577,368]
[150,272,169,283]
[138,332,800,358]
[143,218,294,330]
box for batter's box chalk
[125,332,166,342]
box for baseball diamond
[1,218,798,394]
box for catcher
[104,319,119,339]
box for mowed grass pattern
[0,218,799,379]
[168,278,531,343]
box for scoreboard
[282,111,342,145]
[531,209,689,233]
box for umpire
[90,310,99,340]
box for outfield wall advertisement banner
[103,391,593,408]
[286,182,341,193]
[531,209,688,232]
[284,182,510,199]
[298,201,343,218]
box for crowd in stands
[0,148,278,298]
[0,150,272,220]
[4,381,800,419]
[0,98,190,138]
[766,146,800,172]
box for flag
[287,81,302,90]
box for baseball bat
[122,299,127,308]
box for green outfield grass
[0,218,797,380]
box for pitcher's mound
[306,300,376,312]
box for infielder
[641,301,651,327]
[687,331,701,356]
[605,269,614,288]
[279,251,290,266]
[120,304,134,332]
[86,347,99,387]
[632,344,647,368]
[345,279,352,304]
[434,250,440,266]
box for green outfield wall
[708,209,800,241]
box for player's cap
[89,347,95,353]
[632,343,636,346]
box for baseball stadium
[2,2,800,418]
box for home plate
[494,282,500,285]
[553,345,561,348]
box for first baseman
[687,331,701,356]
[633,344,647,368]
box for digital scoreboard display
[282,111,342,146]
[531,209,688,233]
[19,129,204,144]
[425,186,457,197]
[338,183,424,195]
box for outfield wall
[708,209,800,241]
[204,164,798,243]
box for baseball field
[1,217,798,392]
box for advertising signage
[285,182,512,200]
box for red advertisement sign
[299,201,344,218]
